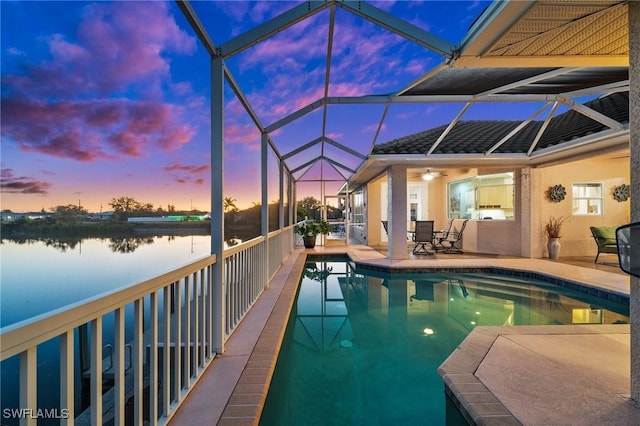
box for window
[572,183,603,215]
[350,189,364,225]
[447,172,515,220]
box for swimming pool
[260,256,628,425]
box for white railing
[223,236,267,337]
[0,226,295,426]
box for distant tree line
[2,195,337,233]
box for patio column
[387,165,409,260]
[211,56,225,353]
[629,0,640,402]
[261,132,269,238]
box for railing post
[133,299,144,426]
[60,330,74,426]
[114,308,125,426]
[19,347,37,426]
[162,286,172,416]
[90,317,103,426]
[174,280,183,401]
[149,292,158,425]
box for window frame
[571,182,604,216]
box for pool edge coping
[214,249,630,425]
[438,324,631,425]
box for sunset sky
[0,0,520,213]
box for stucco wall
[432,157,629,258]
[538,154,631,258]
[366,177,383,245]
[361,154,629,258]
[426,175,446,231]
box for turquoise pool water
[260,256,628,425]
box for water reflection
[2,235,242,254]
[262,258,630,426]
[108,236,156,253]
[0,236,213,327]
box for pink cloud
[5,3,195,99]
[228,9,429,126]
[108,132,142,157]
[1,97,195,161]
[215,1,293,26]
[1,2,200,162]
[164,163,210,174]
[167,165,210,186]
[224,123,260,147]
[362,123,386,133]
[329,83,369,97]
[0,168,52,194]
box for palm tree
[223,197,238,212]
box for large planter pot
[547,237,561,259]
[303,235,317,249]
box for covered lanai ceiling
[179,0,629,187]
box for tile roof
[373,92,629,155]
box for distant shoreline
[132,222,210,235]
[0,220,211,239]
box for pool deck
[168,245,636,425]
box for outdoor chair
[440,219,468,253]
[412,220,435,255]
[589,226,618,264]
[433,219,454,251]
[616,222,640,278]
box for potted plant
[544,216,567,259]
[294,219,330,249]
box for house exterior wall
[427,158,629,258]
[426,175,446,231]
[361,154,628,259]
[537,155,631,258]
[366,178,382,245]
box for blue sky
[1,0,494,212]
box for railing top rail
[2,226,297,360]
[0,254,216,360]
[223,235,265,258]
[222,225,295,258]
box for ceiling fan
[422,169,442,181]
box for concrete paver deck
[440,325,638,425]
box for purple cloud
[1,2,199,162]
[1,97,194,161]
[0,168,52,194]
[228,8,429,126]
[163,162,210,186]
[164,163,210,174]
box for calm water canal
[0,235,212,424]
[1,235,212,327]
